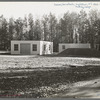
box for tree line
[0,10,100,51]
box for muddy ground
[0,55,100,98]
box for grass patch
[0,65,100,98]
[58,48,100,57]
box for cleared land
[0,55,100,98]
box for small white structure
[11,40,53,55]
[59,43,91,53]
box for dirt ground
[0,55,100,98]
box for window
[49,45,51,50]
[32,44,37,51]
[44,45,46,51]
[62,45,65,49]
[96,44,98,50]
[14,44,18,51]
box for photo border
[0,0,100,100]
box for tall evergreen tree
[8,17,15,49]
[88,10,99,48]
[14,17,23,40]
[0,15,8,50]
[28,13,34,40]
[42,15,50,41]
[34,19,42,40]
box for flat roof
[11,40,52,42]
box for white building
[59,43,91,53]
[11,40,53,55]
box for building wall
[40,41,53,55]
[11,41,40,55]
[11,40,53,55]
[11,41,21,54]
[59,43,91,53]
[31,41,40,55]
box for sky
[0,2,100,20]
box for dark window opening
[49,45,51,50]
[32,44,37,51]
[44,45,46,51]
[14,44,18,51]
[62,45,65,49]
